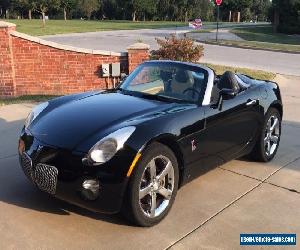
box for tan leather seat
[171,70,194,95]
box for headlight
[88,126,136,165]
[25,102,49,129]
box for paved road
[0,75,300,249]
[42,28,300,76]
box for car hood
[29,92,175,151]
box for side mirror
[219,88,237,100]
[115,73,128,90]
[211,88,237,110]
[120,73,128,82]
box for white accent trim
[10,31,127,56]
[202,67,215,106]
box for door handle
[246,99,258,106]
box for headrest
[175,70,189,83]
[218,71,240,93]
[160,70,173,82]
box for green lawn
[208,39,300,53]
[232,26,300,45]
[4,19,187,36]
[204,63,275,81]
[230,25,300,53]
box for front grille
[21,153,34,182]
[34,164,58,195]
[20,153,58,195]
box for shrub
[151,35,204,63]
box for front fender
[257,81,283,116]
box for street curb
[195,39,300,55]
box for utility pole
[216,5,219,42]
[215,0,222,42]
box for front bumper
[19,131,134,214]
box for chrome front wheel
[122,142,179,227]
[139,155,175,218]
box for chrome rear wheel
[264,115,280,157]
[248,107,281,162]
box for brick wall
[128,43,150,73]
[0,21,150,98]
[0,23,16,97]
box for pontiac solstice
[19,61,282,226]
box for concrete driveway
[42,28,300,76]
[0,75,299,249]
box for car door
[177,105,214,182]
[201,87,260,162]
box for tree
[191,0,214,21]
[61,0,77,20]
[131,0,142,21]
[0,0,11,18]
[77,0,99,19]
[221,0,252,12]
[156,0,169,20]
[130,0,158,21]
[251,0,271,21]
[12,0,35,19]
[2,0,216,21]
[102,0,118,20]
[272,0,300,34]
[31,0,60,26]
[109,0,129,19]
[140,0,157,21]
[241,7,252,22]
[155,0,213,22]
[220,0,271,22]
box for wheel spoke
[267,119,272,132]
[270,135,279,144]
[270,118,279,132]
[158,188,172,200]
[157,160,172,181]
[150,192,157,217]
[148,160,156,180]
[266,141,271,155]
[264,136,269,144]
[139,184,152,199]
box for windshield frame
[119,61,210,105]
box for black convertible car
[19,61,282,226]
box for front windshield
[119,62,209,104]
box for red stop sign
[215,0,222,6]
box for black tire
[122,142,179,227]
[249,108,282,162]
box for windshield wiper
[157,94,187,102]
[140,93,171,102]
[140,93,188,103]
[115,86,124,91]
[115,87,136,96]
[117,89,191,104]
